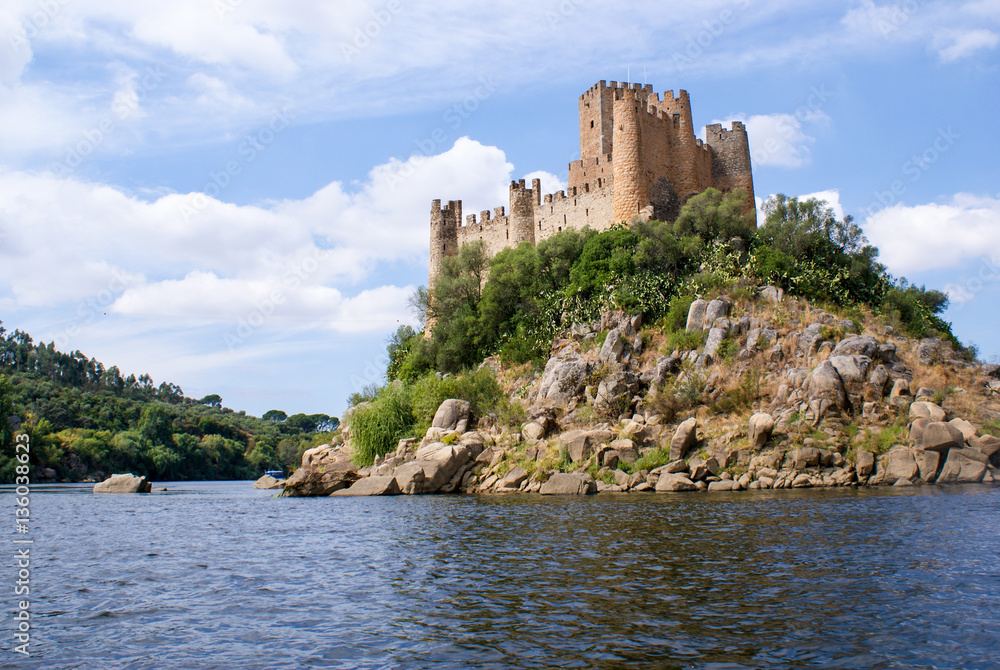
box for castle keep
[429,81,754,287]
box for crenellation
[428,81,754,290]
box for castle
[429,80,754,287]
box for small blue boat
[264,469,284,479]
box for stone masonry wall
[428,81,754,290]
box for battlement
[428,81,755,295]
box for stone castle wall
[430,80,754,289]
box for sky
[0,0,998,419]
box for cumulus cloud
[0,137,515,335]
[711,111,830,168]
[523,170,567,196]
[862,193,1000,274]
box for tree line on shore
[0,328,338,483]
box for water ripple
[1,483,998,669]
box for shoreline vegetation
[0,328,339,483]
[275,191,999,497]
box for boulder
[856,450,875,477]
[969,435,1000,465]
[535,355,588,406]
[594,371,641,415]
[805,361,848,416]
[522,421,547,441]
[670,417,698,461]
[916,450,941,483]
[881,445,919,484]
[948,418,978,442]
[760,286,784,303]
[828,355,872,404]
[539,472,597,495]
[283,449,360,497]
[688,455,720,481]
[890,378,910,399]
[497,467,529,491]
[392,443,472,494]
[332,476,400,496]
[865,364,891,401]
[650,355,681,388]
[93,474,152,494]
[599,328,626,364]
[703,299,730,329]
[746,328,777,354]
[432,399,471,432]
[655,473,698,492]
[253,474,284,490]
[936,448,989,484]
[790,447,822,471]
[748,413,775,450]
[831,335,880,358]
[918,422,965,453]
[909,417,930,445]
[559,429,614,463]
[703,327,728,363]
[909,401,946,423]
[708,480,738,492]
[685,299,708,333]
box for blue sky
[0,0,998,418]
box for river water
[2,482,999,669]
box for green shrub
[663,295,695,332]
[349,383,414,467]
[620,448,671,474]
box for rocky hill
[279,286,1000,497]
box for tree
[200,394,222,408]
[263,409,287,422]
[673,187,756,242]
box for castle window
[442,243,446,251]
[558,227,562,232]
[506,230,509,240]
[586,209,589,216]
[563,214,567,224]
[590,120,594,128]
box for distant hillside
[0,326,338,483]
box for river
[2,482,999,669]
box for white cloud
[862,193,1000,274]
[943,282,976,304]
[0,137,515,333]
[523,170,567,196]
[799,189,845,220]
[936,28,1000,61]
[713,111,830,168]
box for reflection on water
[3,482,998,669]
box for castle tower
[612,87,645,223]
[705,121,755,207]
[579,81,615,159]
[429,199,461,289]
[509,179,537,246]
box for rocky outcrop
[539,472,597,495]
[282,445,359,497]
[333,476,401,496]
[535,354,588,406]
[93,473,152,494]
[393,442,473,494]
[749,413,774,450]
[670,418,698,461]
[253,474,284,490]
[432,399,470,432]
[805,360,848,421]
